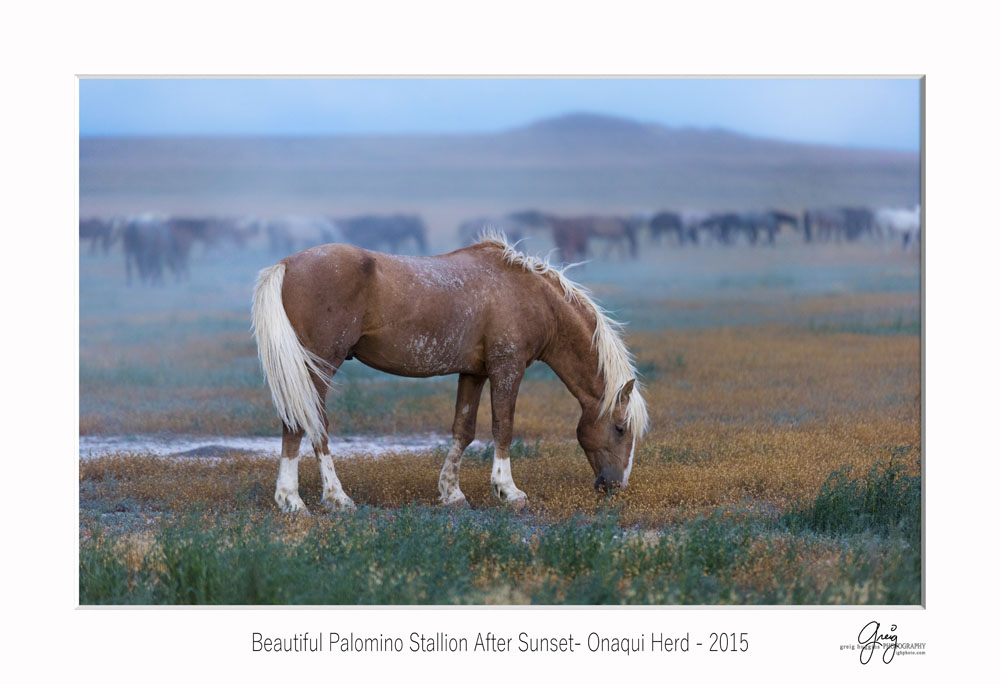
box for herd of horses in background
[80,204,921,285]
[460,206,921,262]
[79,213,429,285]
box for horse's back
[279,242,557,376]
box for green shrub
[784,453,920,538]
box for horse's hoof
[276,493,310,515]
[499,490,528,509]
[491,483,528,507]
[280,504,311,516]
[439,493,469,507]
[322,497,357,513]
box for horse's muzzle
[594,470,624,494]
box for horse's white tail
[251,263,331,450]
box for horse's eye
[615,425,625,435]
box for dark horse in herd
[457,211,638,264]
[118,214,252,285]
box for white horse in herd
[875,205,921,251]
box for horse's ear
[618,379,635,403]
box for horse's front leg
[488,367,527,506]
[439,373,487,505]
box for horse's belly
[352,330,483,378]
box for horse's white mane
[477,229,650,437]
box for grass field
[79,236,921,605]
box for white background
[1,0,995,680]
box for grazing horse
[164,216,224,280]
[178,215,260,251]
[680,210,711,244]
[585,215,638,259]
[122,214,222,284]
[499,210,594,262]
[543,216,592,263]
[737,210,800,245]
[767,209,800,241]
[700,212,745,245]
[251,233,649,513]
[802,209,843,243]
[79,217,118,255]
[648,211,684,245]
[803,208,875,243]
[122,213,170,284]
[840,207,875,241]
[625,212,653,244]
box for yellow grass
[81,319,920,527]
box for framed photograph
[11,0,997,675]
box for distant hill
[498,112,917,164]
[79,112,920,221]
[502,112,782,156]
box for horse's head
[577,379,640,493]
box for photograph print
[78,77,922,605]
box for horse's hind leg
[275,424,309,514]
[311,366,356,512]
[438,373,486,505]
[275,363,355,514]
[316,416,356,512]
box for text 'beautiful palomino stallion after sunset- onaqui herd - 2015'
[251,232,649,513]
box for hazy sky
[79,78,921,151]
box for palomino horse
[252,232,649,513]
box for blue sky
[79,78,921,151]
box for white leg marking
[438,440,468,505]
[490,450,527,504]
[318,451,356,512]
[275,456,309,514]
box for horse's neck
[540,296,604,412]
